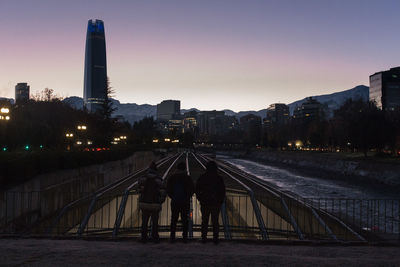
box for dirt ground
[1,238,400,266]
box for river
[218,155,399,200]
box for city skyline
[1,0,400,111]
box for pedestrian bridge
[1,152,399,243]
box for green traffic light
[25,145,30,151]
[2,147,6,152]
[40,145,43,149]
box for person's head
[206,161,218,172]
[149,161,157,171]
[177,162,186,171]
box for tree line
[263,99,400,156]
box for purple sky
[1,0,400,111]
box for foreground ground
[1,238,399,266]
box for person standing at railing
[196,161,226,244]
[166,162,194,243]
[138,162,166,243]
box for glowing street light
[0,108,9,114]
[295,140,303,148]
[0,107,10,121]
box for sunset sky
[1,0,400,111]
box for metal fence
[306,198,400,241]
[1,190,399,242]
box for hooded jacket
[195,170,226,207]
[166,170,194,205]
[138,168,166,210]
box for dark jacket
[195,170,226,207]
[138,168,166,210]
[166,170,194,205]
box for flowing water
[218,155,400,234]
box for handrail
[220,201,232,240]
[310,207,338,241]
[215,158,366,242]
[76,154,175,237]
[217,166,269,241]
[49,155,174,235]
[112,153,182,237]
[279,197,304,240]
[215,159,303,240]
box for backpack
[172,178,186,204]
[141,176,160,204]
[203,182,218,204]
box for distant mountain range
[60,85,369,124]
[287,85,369,116]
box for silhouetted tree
[131,117,159,145]
[334,99,385,156]
[101,77,117,120]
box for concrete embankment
[221,150,400,188]
[0,151,156,228]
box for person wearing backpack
[195,160,225,244]
[166,162,194,243]
[138,162,166,243]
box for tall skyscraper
[15,83,30,103]
[83,19,107,113]
[370,67,400,111]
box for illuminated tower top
[87,19,105,34]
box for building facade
[183,110,198,134]
[197,110,225,135]
[15,83,30,103]
[240,114,262,145]
[156,100,181,121]
[293,97,323,122]
[83,19,107,113]
[370,67,400,111]
[264,103,289,128]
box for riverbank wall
[0,151,156,231]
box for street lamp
[0,107,10,121]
